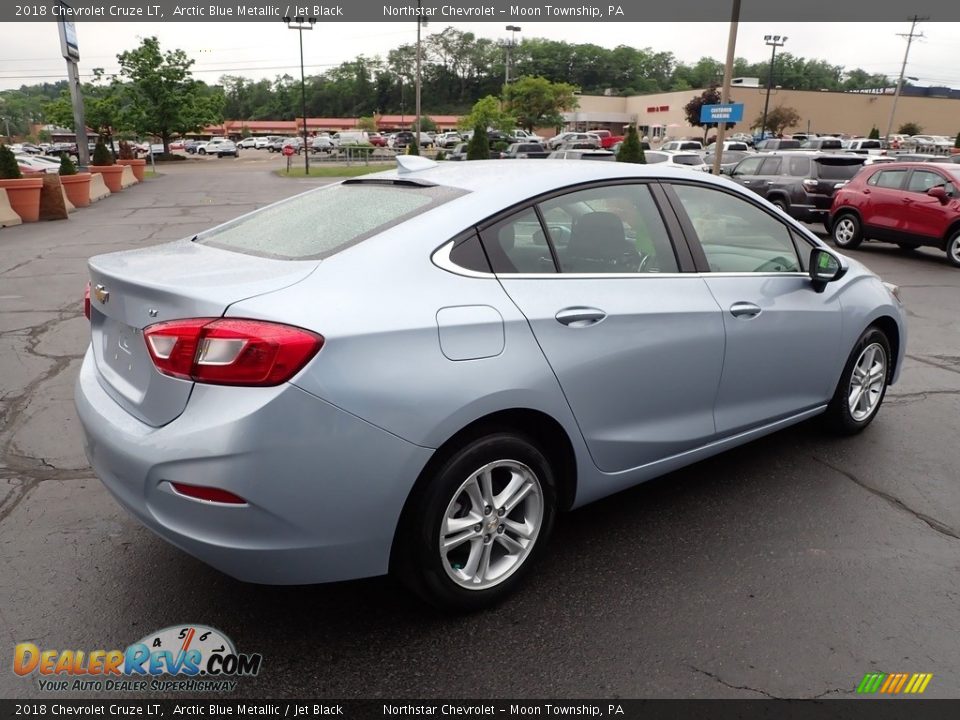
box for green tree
[868,126,880,139]
[954,131,960,149]
[617,125,646,164]
[0,144,22,179]
[458,96,515,134]
[116,37,223,154]
[897,121,922,136]
[58,152,77,175]
[92,139,114,166]
[683,86,722,141]
[415,115,438,133]
[357,116,377,132]
[752,105,801,136]
[44,68,127,148]
[503,76,578,131]
[406,140,420,155]
[467,124,489,160]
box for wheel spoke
[478,469,495,506]
[503,517,535,540]
[496,532,525,555]
[464,478,485,515]
[848,384,864,411]
[443,526,480,551]
[443,513,479,537]
[475,541,493,583]
[459,538,484,579]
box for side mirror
[927,186,948,203]
[810,248,844,285]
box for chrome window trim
[432,242,808,281]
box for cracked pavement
[1,158,959,700]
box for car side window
[732,157,764,176]
[788,156,812,176]
[479,209,557,274]
[758,157,783,175]
[671,184,801,273]
[869,169,907,189]
[907,170,952,194]
[537,185,679,274]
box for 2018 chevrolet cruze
[76,157,906,610]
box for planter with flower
[89,139,125,193]
[58,153,92,208]
[116,140,146,182]
[0,144,44,222]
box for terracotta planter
[117,158,146,182]
[59,172,92,208]
[90,164,124,193]
[0,177,44,222]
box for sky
[2,21,959,92]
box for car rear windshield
[197,181,465,260]
[815,159,864,180]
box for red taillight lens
[144,318,323,386]
[171,482,247,505]
[84,282,91,320]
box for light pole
[505,25,522,86]
[284,15,316,174]
[760,34,787,139]
[414,0,428,148]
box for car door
[861,168,909,236]
[664,181,845,435]
[751,156,784,199]
[730,156,765,194]
[902,169,958,241]
[479,182,725,473]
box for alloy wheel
[848,342,887,422]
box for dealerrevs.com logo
[13,625,262,693]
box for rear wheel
[395,432,557,611]
[832,212,863,249]
[946,230,960,268]
[823,327,891,435]
[770,198,788,212]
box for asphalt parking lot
[1,156,959,700]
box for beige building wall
[573,88,960,139]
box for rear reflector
[144,318,323,386]
[171,482,247,505]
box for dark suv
[728,151,866,227]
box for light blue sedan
[76,157,905,610]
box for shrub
[59,153,78,175]
[868,126,880,139]
[0,144,22,179]
[406,141,420,156]
[435,149,446,161]
[118,140,135,160]
[492,140,509,153]
[92,139,114,166]
[955,132,960,149]
[897,122,922,136]
[467,125,489,160]
[617,125,646,164]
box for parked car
[368,133,387,148]
[75,157,906,610]
[391,131,415,150]
[237,137,258,149]
[842,139,886,155]
[585,129,624,149]
[755,139,802,152]
[547,132,600,150]
[829,162,960,266]
[704,141,750,153]
[183,140,201,154]
[702,149,755,174]
[437,132,462,149]
[500,143,550,159]
[197,140,227,155]
[446,142,469,161]
[661,140,703,152]
[15,153,60,174]
[547,149,616,161]
[254,136,277,150]
[310,136,335,153]
[216,140,239,158]
[728,151,867,226]
[510,128,545,144]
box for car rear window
[197,182,465,260]
[816,160,864,180]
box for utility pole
[415,0,426,148]
[284,15,316,174]
[712,0,741,176]
[760,34,787,140]
[505,25,521,86]
[885,16,925,142]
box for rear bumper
[75,348,433,584]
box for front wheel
[394,432,557,611]
[832,212,863,249]
[823,327,891,435]
[946,230,960,268]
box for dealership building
[563,84,960,139]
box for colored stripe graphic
[856,672,932,694]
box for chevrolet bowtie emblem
[94,284,110,304]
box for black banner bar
[5,0,960,23]
[3,700,960,720]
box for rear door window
[198,182,464,260]
[906,170,953,194]
[732,156,764,176]
[758,157,783,175]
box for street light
[415,0,428,148]
[284,15,316,174]
[505,25,522,85]
[760,34,787,139]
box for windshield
[198,182,465,260]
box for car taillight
[84,282,91,320]
[144,318,323,386]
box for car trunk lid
[87,239,318,427]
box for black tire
[823,327,892,435]
[770,198,788,212]
[946,230,960,268]
[897,243,918,252]
[198,149,206,155]
[831,212,863,249]
[394,432,558,612]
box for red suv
[830,162,960,267]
